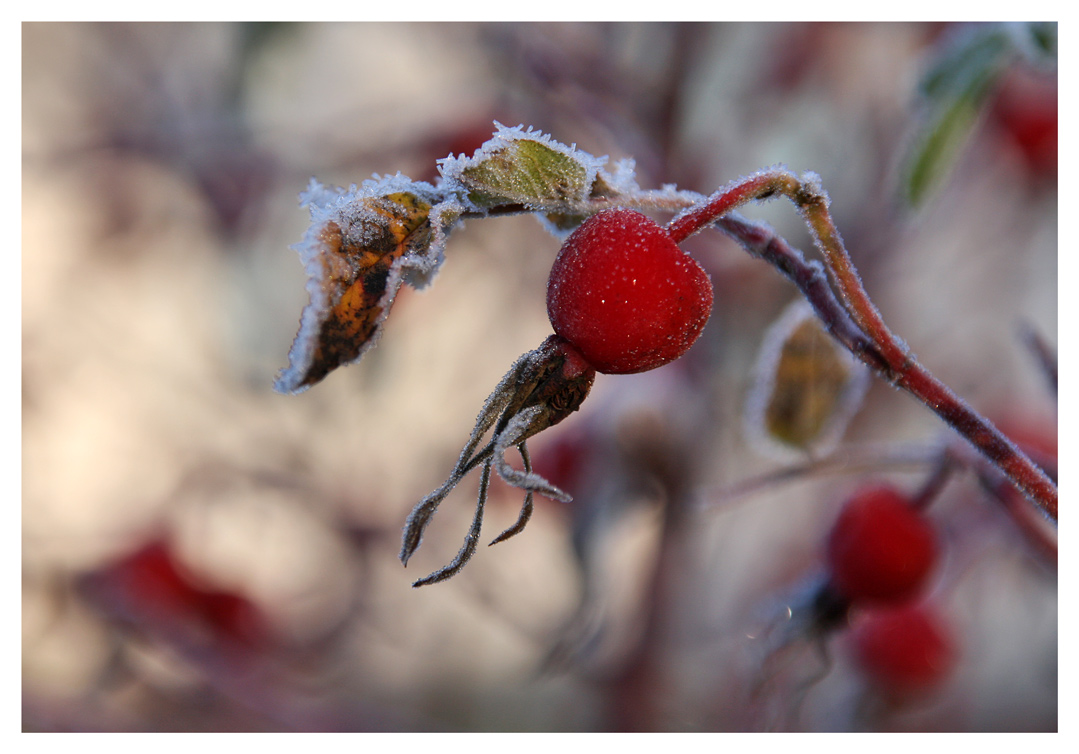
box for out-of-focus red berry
[849,602,957,697]
[991,69,1057,180]
[826,486,938,606]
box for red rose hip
[826,485,938,606]
[546,208,714,374]
[849,602,957,696]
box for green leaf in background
[902,89,987,208]
[901,24,1017,207]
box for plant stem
[668,171,1057,523]
[1019,322,1058,397]
[976,465,1058,567]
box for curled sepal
[400,335,596,587]
[439,122,607,213]
[744,299,869,460]
[274,175,457,394]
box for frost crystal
[604,158,640,194]
[438,122,607,213]
[798,171,830,207]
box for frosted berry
[849,602,957,696]
[546,208,714,375]
[826,485,938,606]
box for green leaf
[901,24,1014,208]
[902,94,983,208]
[458,138,590,210]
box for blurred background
[22,22,1056,731]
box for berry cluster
[822,484,956,697]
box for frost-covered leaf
[460,138,586,208]
[440,123,605,212]
[275,176,448,394]
[538,165,639,236]
[275,125,663,396]
[744,300,869,458]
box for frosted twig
[667,172,1057,523]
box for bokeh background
[22,22,1057,732]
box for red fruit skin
[546,208,714,375]
[826,486,938,606]
[850,603,957,696]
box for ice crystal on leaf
[437,122,608,212]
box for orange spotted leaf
[276,183,436,394]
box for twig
[699,441,946,511]
[665,170,1057,523]
[1019,322,1057,397]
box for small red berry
[849,602,957,697]
[546,208,714,375]
[826,486,938,606]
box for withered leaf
[764,318,853,446]
[746,301,868,457]
[275,190,434,394]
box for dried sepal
[745,299,869,459]
[400,335,595,587]
[488,442,534,547]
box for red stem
[667,170,1058,523]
